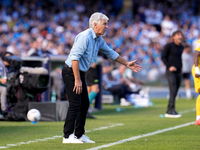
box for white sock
[186,89,191,98]
[196,115,200,121]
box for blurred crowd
[0,0,199,82]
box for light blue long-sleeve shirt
[65,28,119,72]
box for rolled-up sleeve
[99,38,119,60]
[70,35,88,61]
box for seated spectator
[30,39,53,57]
[102,71,132,105]
[102,65,135,104]
[102,65,151,106]
[27,39,38,56]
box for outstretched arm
[115,56,142,73]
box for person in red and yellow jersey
[192,39,200,125]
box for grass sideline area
[0,98,199,150]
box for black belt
[64,64,85,74]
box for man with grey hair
[62,12,142,143]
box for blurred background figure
[86,61,99,119]
[50,66,64,101]
[102,64,150,106]
[161,15,175,37]
[111,65,148,95]
[182,45,193,99]
[192,38,200,126]
[161,30,184,118]
[30,38,53,57]
[102,65,133,105]
[0,52,12,118]
[27,39,38,56]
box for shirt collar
[173,41,181,47]
[90,28,98,40]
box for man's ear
[94,22,97,27]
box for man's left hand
[127,59,142,73]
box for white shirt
[182,53,193,73]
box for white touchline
[86,121,195,150]
[179,108,196,114]
[0,108,196,149]
[0,123,124,149]
[85,123,124,133]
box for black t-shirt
[161,42,184,73]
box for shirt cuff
[71,55,80,61]
[110,52,119,60]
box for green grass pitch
[0,98,200,150]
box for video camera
[1,52,22,69]
[2,53,50,121]
[1,52,49,103]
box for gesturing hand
[126,59,142,73]
[73,79,82,94]
[169,66,177,72]
[195,73,200,78]
[0,78,7,84]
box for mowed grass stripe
[0,123,124,149]
[86,121,195,150]
[0,98,197,150]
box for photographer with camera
[1,51,49,121]
[0,52,13,118]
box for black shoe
[2,111,8,118]
[86,112,96,119]
[0,111,8,121]
[165,110,181,118]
